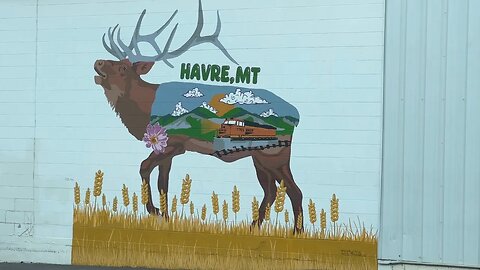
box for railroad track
[211,140,291,158]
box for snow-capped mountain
[260,108,279,117]
[200,102,218,114]
[171,102,189,116]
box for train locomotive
[212,118,291,156]
[217,118,277,140]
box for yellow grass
[72,175,378,270]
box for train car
[217,118,277,140]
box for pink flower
[143,123,168,154]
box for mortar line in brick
[32,0,39,233]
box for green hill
[151,114,178,126]
[190,107,219,119]
[220,107,250,118]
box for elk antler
[102,0,238,67]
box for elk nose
[95,60,104,67]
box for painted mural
[72,1,378,269]
[93,0,302,229]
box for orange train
[217,118,277,140]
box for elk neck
[127,80,158,114]
[114,81,159,141]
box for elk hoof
[147,206,160,215]
[250,220,261,231]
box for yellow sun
[209,93,234,117]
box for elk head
[94,59,154,107]
[94,0,238,108]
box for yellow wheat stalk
[122,184,130,208]
[93,170,103,198]
[132,192,138,214]
[171,195,177,217]
[84,188,91,205]
[141,180,149,209]
[275,180,287,213]
[251,196,259,223]
[160,189,167,216]
[330,194,339,223]
[112,196,118,213]
[265,203,271,223]
[284,209,289,224]
[180,174,192,204]
[180,174,192,217]
[189,201,194,217]
[222,200,229,224]
[102,193,107,209]
[211,192,219,220]
[232,185,240,224]
[296,212,303,232]
[74,182,80,206]
[320,208,327,236]
[201,204,207,222]
[274,180,287,226]
[330,193,339,236]
[308,199,317,227]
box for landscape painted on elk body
[73,1,378,269]
[149,82,299,153]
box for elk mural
[93,0,303,229]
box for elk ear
[133,62,155,75]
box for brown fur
[95,59,157,140]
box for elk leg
[140,153,162,215]
[140,144,186,215]
[260,148,303,233]
[278,163,303,232]
[157,157,173,218]
[252,157,277,226]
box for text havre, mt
[180,63,261,84]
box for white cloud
[220,89,268,105]
[260,108,278,117]
[171,102,189,116]
[183,87,204,98]
[200,102,218,114]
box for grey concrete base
[378,261,480,270]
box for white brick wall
[0,0,42,262]
[0,224,14,236]
[0,0,384,264]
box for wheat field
[71,171,377,270]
